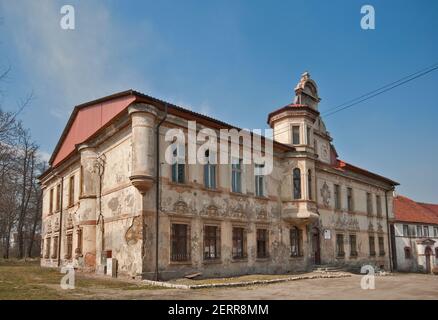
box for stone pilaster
[77,144,98,269]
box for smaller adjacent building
[392,196,438,273]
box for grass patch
[0,260,164,300]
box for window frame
[366,192,373,216]
[231,158,242,193]
[293,168,302,200]
[292,125,300,145]
[68,175,75,207]
[254,164,265,197]
[290,227,303,257]
[334,184,341,210]
[170,223,190,262]
[232,227,246,259]
[347,187,354,212]
[378,236,385,256]
[203,225,220,260]
[369,235,376,256]
[336,234,345,257]
[256,228,269,259]
[349,234,358,257]
[171,144,186,184]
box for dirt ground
[1,260,437,300]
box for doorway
[312,227,321,265]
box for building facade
[39,73,398,280]
[392,195,438,273]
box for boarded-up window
[256,229,269,258]
[171,224,190,261]
[204,225,220,260]
[232,227,246,259]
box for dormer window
[292,126,300,145]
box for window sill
[203,259,222,265]
[289,255,304,259]
[201,187,221,194]
[169,260,192,266]
[379,252,386,256]
[254,195,269,201]
[229,192,248,198]
[256,257,270,261]
[231,258,248,263]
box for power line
[267,61,438,138]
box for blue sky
[0,0,437,202]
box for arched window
[404,247,411,259]
[307,169,312,200]
[435,247,438,259]
[293,168,301,200]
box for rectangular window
[376,195,382,217]
[434,227,438,238]
[204,164,216,189]
[68,175,75,206]
[369,236,376,256]
[171,224,190,261]
[292,125,300,145]
[366,193,373,216]
[336,234,345,257]
[66,233,73,259]
[56,184,61,211]
[231,159,242,193]
[306,126,311,145]
[204,225,220,260]
[52,236,58,259]
[45,237,51,259]
[334,184,341,210]
[417,225,423,237]
[409,225,416,237]
[347,188,354,212]
[403,225,409,237]
[378,236,385,256]
[423,226,429,237]
[290,227,302,257]
[349,234,357,257]
[232,227,246,259]
[49,188,54,214]
[255,164,264,197]
[171,144,185,184]
[256,229,269,258]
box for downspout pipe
[154,103,168,281]
[385,189,394,272]
[57,176,64,267]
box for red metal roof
[394,195,438,224]
[46,90,295,174]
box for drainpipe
[385,189,394,272]
[154,103,168,281]
[57,176,64,267]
